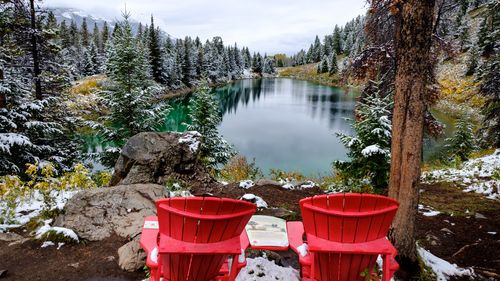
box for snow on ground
[418,204,441,217]
[418,246,475,281]
[35,219,79,242]
[421,149,500,199]
[236,257,300,281]
[240,194,268,208]
[0,189,79,232]
[239,180,254,189]
[280,179,318,190]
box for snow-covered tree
[262,57,276,74]
[445,115,477,162]
[186,81,234,169]
[329,52,338,76]
[332,80,393,192]
[148,16,165,84]
[317,56,329,74]
[97,13,169,167]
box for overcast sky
[43,0,367,55]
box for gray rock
[0,232,23,242]
[425,234,440,246]
[110,132,217,193]
[117,237,147,272]
[254,178,281,186]
[475,212,487,219]
[54,184,168,241]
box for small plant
[219,156,263,182]
[269,169,307,183]
[360,267,381,281]
[39,230,78,244]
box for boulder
[117,237,147,272]
[54,184,168,241]
[254,178,281,186]
[110,131,217,193]
[0,232,23,242]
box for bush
[219,156,263,182]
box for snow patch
[239,180,254,189]
[151,247,159,264]
[297,243,309,257]
[41,241,55,248]
[361,144,387,157]
[418,246,474,280]
[178,131,201,153]
[421,149,500,199]
[235,257,300,281]
[35,220,79,242]
[240,194,268,208]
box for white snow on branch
[361,144,386,157]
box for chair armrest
[286,221,311,265]
[240,230,250,252]
[307,235,397,255]
[159,233,242,254]
[139,216,159,268]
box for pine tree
[59,20,71,49]
[478,51,500,147]
[317,56,329,74]
[333,80,393,192]
[186,81,234,169]
[148,16,165,84]
[263,57,276,74]
[92,23,101,51]
[101,21,110,52]
[332,25,342,54]
[252,53,263,74]
[312,35,322,62]
[329,52,338,76]
[466,45,480,75]
[98,13,169,167]
[445,115,477,161]
[80,17,90,47]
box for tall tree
[382,0,436,268]
[148,16,164,83]
[29,0,41,100]
[80,17,89,47]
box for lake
[164,78,359,177]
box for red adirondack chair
[140,197,257,281]
[288,193,400,281]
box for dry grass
[279,63,340,87]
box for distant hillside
[49,7,172,38]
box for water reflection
[213,78,358,176]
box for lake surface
[164,78,359,176]
[85,78,453,175]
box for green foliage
[186,81,235,169]
[39,230,78,244]
[445,115,478,162]
[329,52,338,76]
[97,13,170,167]
[332,80,393,192]
[360,268,381,281]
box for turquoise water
[163,78,358,177]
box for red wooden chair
[140,197,257,281]
[288,193,400,281]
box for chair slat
[184,198,204,243]
[339,254,353,281]
[312,196,329,240]
[347,254,364,281]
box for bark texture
[388,0,436,263]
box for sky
[43,0,367,55]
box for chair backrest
[156,197,256,281]
[300,193,399,281]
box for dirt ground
[0,183,498,281]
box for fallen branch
[451,243,478,257]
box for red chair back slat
[155,197,256,281]
[300,193,399,281]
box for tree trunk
[0,68,5,108]
[388,0,435,265]
[29,0,42,100]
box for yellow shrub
[439,76,486,107]
[219,156,263,182]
